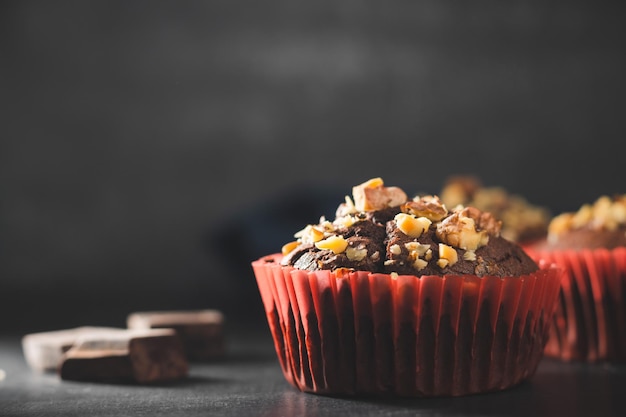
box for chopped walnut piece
[352,178,408,212]
[436,207,501,250]
[402,195,448,221]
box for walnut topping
[402,195,448,221]
[548,194,626,238]
[390,244,402,255]
[436,207,501,250]
[295,225,326,244]
[394,213,432,238]
[437,243,459,268]
[315,235,349,254]
[352,178,408,212]
[346,245,368,261]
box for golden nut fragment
[346,246,368,261]
[315,235,349,254]
[352,178,408,212]
[395,213,432,238]
[463,250,477,261]
[404,242,431,257]
[436,207,500,250]
[402,195,448,221]
[413,258,428,271]
[389,244,402,255]
[281,241,299,256]
[437,243,458,269]
[294,225,326,244]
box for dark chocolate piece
[59,328,188,384]
[127,310,224,360]
[22,327,126,372]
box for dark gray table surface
[1,325,625,417]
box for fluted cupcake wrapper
[252,254,561,397]
[527,247,626,362]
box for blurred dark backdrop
[1,1,625,334]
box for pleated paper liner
[252,254,562,397]
[526,247,626,362]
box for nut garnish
[463,250,477,261]
[404,242,431,257]
[335,215,357,228]
[436,207,501,250]
[295,225,326,244]
[346,246,368,261]
[437,243,458,268]
[281,241,299,256]
[352,177,408,212]
[413,258,428,270]
[548,194,626,239]
[389,244,402,255]
[336,195,358,217]
[394,213,432,238]
[315,235,349,254]
[402,195,448,221]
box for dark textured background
[1,1,625,333]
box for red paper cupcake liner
[252,254,562,397]
[527,247,626,362]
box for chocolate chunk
[59,328,188,384]
[127,310,225,360]
[21,326,126,372]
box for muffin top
[535,195,626,250]
[440,176,550,244]
[281,178,538,277]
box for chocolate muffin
[534,195,626,251]
[527,194,626,362]
[252,178,561,397]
